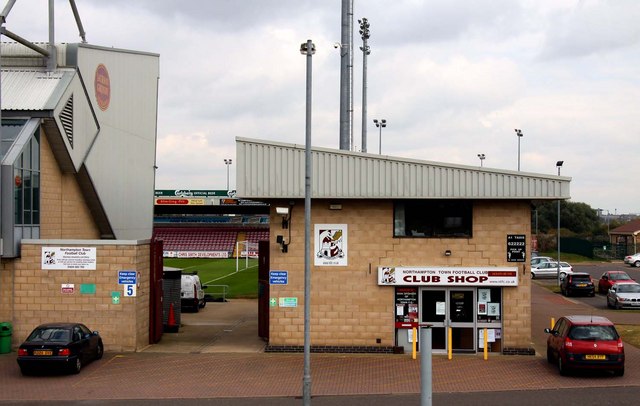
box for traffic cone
[166,302,178,333]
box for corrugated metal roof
[1,68,75,111]
[236,137,571,200]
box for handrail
[205,285,229,302]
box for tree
[532,201,600,236]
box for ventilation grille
[59,95,73,148]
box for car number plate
[577,283,587,287]
[33,350,53,356]
[585,354,606,360]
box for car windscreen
[568,325,619,341]
[617,284,640,293]
[571,275,591,281]
[610,273,630,280]
[27,328,71,342]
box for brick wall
[39,131,101,240]
[267,199,532,351]
[8,242,150,352]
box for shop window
[476,287,501,323]
[393,200,472,238]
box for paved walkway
[0,284,638,401]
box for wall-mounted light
[444,250,452,257]
[276,206,290,229]
[276,235,289,253]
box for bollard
[447,327,452,360]
[483,328,488,360]
[412,327,417,360]
[420,325,433,406]
[551,317,555,329]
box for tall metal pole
[300,39,315,406]
[556,161,563,286]
[359,18,370,153]
[420,325,433,406]
[339,0,353,150]
[515,129,523,171]
[374,119,386,154]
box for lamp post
[477,153,485,167]
[515,129,523,171]
[556,160,563,286]
[300,39,314,406]
[359,17,370,153]
[373,118,386,154]
[224,158,232,192]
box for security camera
[334,42,341,49]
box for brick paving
[0,282,638,401]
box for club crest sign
[94,63,111,111]
[314,224,348,266]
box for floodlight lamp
[556,161,564,167]
[276,207,289,216]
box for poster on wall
[314,224,348,266]
[42,247,97,270]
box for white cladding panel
[236,137,570,200]
[74,45,159,239]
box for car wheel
[558,357,569,376]
[607,299,613,308]
[546,347,554,363]
[200,300,206,309]
[615,300,622,310]
[19,366,32,376]
[635,261,640,268]
[589,291,595,297]
[71,358,82,374]
[531,273,536,279]
[613,367,625,377]
[96,341,104,360]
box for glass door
[449,289,476,353]
[420,287,477,353]
[420,289,447,351]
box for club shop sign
[378,266,518,287]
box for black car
[560,272,595,297]
[17,322,103,375]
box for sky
[4,0,640,214]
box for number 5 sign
[124,284,137,297]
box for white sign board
[124,284,137,297]
[42,247,97,270]
[378,266,518,287]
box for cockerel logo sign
[315,224,348,266]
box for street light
[477,153,485,167]
[556,160,563,286]
[373,118,386,154]
[299,38,314,406]
[224,159,232,192]
[359,17,371,153]
[515,129,523,171]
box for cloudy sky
[5,0,640,214]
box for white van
[181,273,206,312]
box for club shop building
[238,137,571,355]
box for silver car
[531,256,554,267]
[531,261,573,279]
[607,282,640,309]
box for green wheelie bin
[0,322,13,354]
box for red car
[545,315,624,376]
[598,270,635,294]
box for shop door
[448,289,476,353]
[420,289,447,351]
[420,288,476,353]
